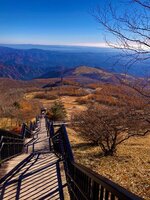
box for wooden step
[0,153,30,180]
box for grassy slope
[67,127,150,200]
[26,85,150,199]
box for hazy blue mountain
[0,44,118,52]
[0,45,149,79]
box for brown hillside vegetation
[76,83,147,108]
[0,75,149,199]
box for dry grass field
[67,127,150,200]
[28,84,150,199]
[1,79,149,199]
[26,91,87,120]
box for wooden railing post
[61,124,74,162]
[50,122,54,138]
[49,137,51,151]
[29,121,33,131]
[21,123,26,139]
[33,142,35,153]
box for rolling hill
[41,66,137,87]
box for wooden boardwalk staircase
[0,115,143,200]
[0,116,66,200]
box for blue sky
[0,0,127,46]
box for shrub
[47,100,67,121]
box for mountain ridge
[0,45,148,79]
[40,65,137,86]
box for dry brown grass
[1,78,149,199]
[0,118,17,130]
[67,127,150,200]
[26,91,87,120]
[25,83,150,199]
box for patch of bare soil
[60,96,87,119]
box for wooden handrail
[0,116,40,162]
[47,119,143,200]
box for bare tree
[93,0,150,59]
[92,0,150,96]
[72,105,150,156]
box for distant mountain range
[0,45,149,80]
[0,46,55,79]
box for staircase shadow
[0,153,62,200]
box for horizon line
[0,42,110,48]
